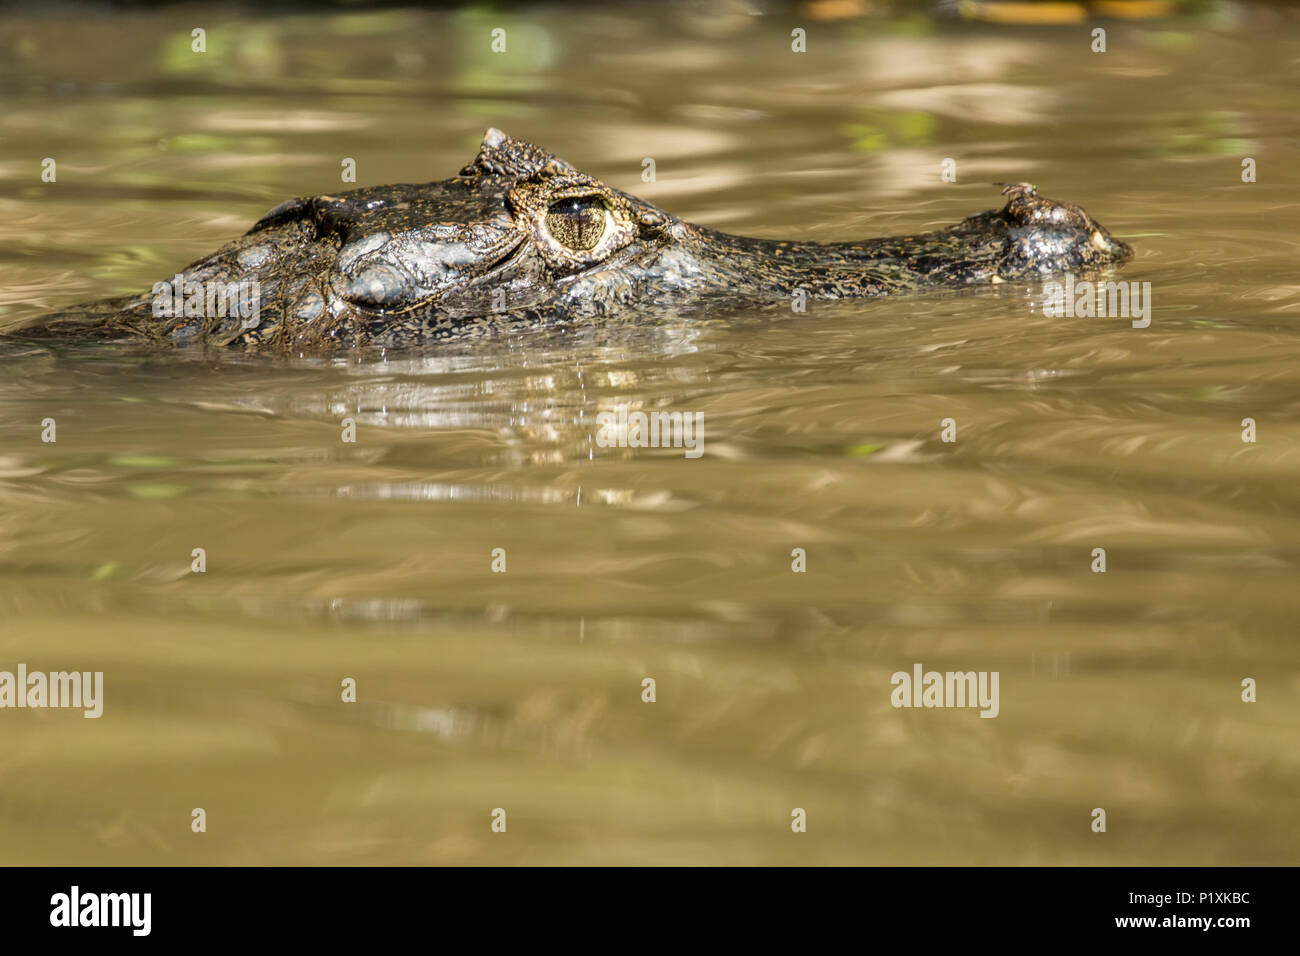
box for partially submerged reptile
[8,128,1131,349]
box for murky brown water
[1,3,1298,864]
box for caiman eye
[545,196,607,251]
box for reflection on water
[1,3,1299,864]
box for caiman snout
[996,181,1132,275]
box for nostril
[1003,190,1092,230]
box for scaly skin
[8,129,1132,350]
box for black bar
[0,866,1277,941]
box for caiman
[7,128,1132,350]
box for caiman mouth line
[5,128,1133,351]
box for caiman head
[220,127,686,348]
[15,128,1132,349]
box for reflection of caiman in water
[10,128,1132,350]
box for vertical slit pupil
[546,197,606,251]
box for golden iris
[545,197,607,251]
